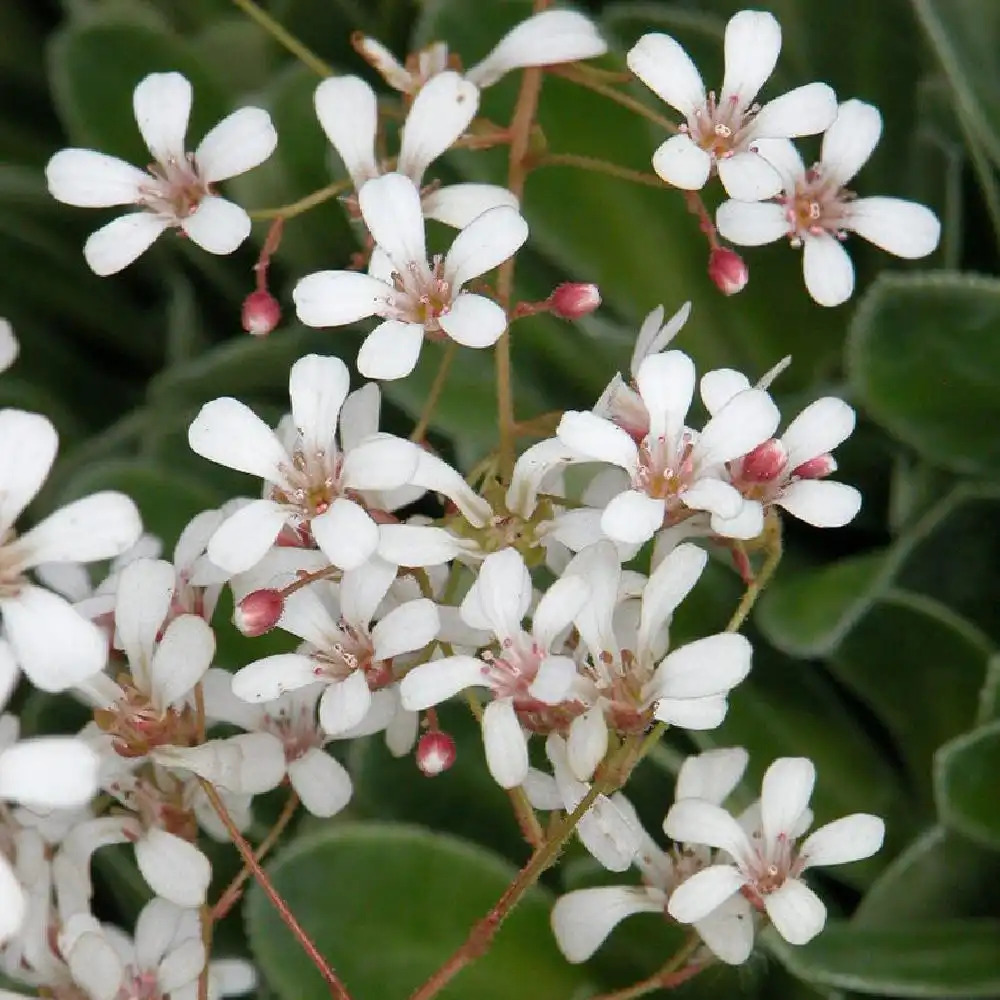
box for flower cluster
[0,4,924,997]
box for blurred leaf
[769,919,1000,997]
[935,719,1000,850]
[244,822,592,1000]
[848,273,1000,478]
[976,653,1000,723]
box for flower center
[385,257,452,335]
[0,529,26,599]
[311,619,392,688]
[272,446,344,519]
[634,434,694,502]
[739,830,798,909]
[262,702,325,762]
[682,92,758,160]
[138,154,208,221]
[779,164,854,246]
[115,968,163,1000]
[482,635,544,699]
[95,676,198,758]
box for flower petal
[150,614,215,710]
[357,320,426,380]
[802,233,855,307]
[664,798,751,858]
[342,435,419,490]
[314,76,379,187]
[232,654,318,702]
[289,353,350,455]
[557,410,638,471]
[294,270,386,327]
[650,633,752,700]
[696,388,780,467]
[182,195,251,255]
[667,863,746,923]
[372,598,440,661]
[0,410,57,531]
[134,72,191,163]
[635,349,695,444]
[821,99,882,186]
[444,206,528,290]
[188,397,288,481]
[84,212,169,275]
[288,747,353,817]
[846,196,941,259]
[529,654,578,706]
[677,747,750,804]
[0,737,98,809]
[482,697,528,789]
[318,670,372,735]
[153,733,286,795]
[720,10,781,109]
[763,878,827,945]
[551,886,664,963]
[652,134,712,190]
[715,200,788,247]
[439,293,507,348]
[777,480,861,528]
[376,524,468,567]
[195,107,277,183]
[114,558,175,687]
[600,490,665,545]
[762,757,816,843]
[462,547,532,636]
[399,71,479,181]
[626,33,705,115]
[799,813,885,869]
[781,397,855,468]
[207,500,287,574]
[311,498,379,570]
[717,151,782,200]
[358,172,426,270]
[532,574,590,649]
[422,183,519,229]
[749,82,837,140]
[694,893,756,965]
[134,828,210,908]
[638,543,707,655]
[400,655,487,710]
[0,319,17,376]
[565,706,608,781]
[45,148,146,207]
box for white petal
[84,212,168,275]
[201,667,264,729]
[763,878,827,945]
[444,206,527,289]
[654,693,729,729]
[294,270,386,327]
[158,939,207,994]
[651,633,752,700]
[531,574,589,649]
[439,293,507,348]
[821,99,882,186]
[339,383,382,452]
[134,72,192,163]
[716,200,788,247]
[319,671,372,734]
[576,795,642,872]
[778,480,861,528]
[289,353,350,454]
[357,320,425,380]
[195,107,277,183]
[399,71,478,181]
[343,435,419,491]
[372,598,439,660]
[638,543,707,655]
[1,587,107,691]
[45,148,145,207]
[802,233,855,307]
[762,757,816,843]
[150,614,215,709]
[717,152,782,200]
[557,410,638,471]
[632,302,690,371]
[751,137,806,191]
[463,547,532,636]
[17,492,140,567]
[209,958,257,998]
[466,9,607,88]
[400,655,486,709]
[720,10,781,108]
[354,35,414,92]
[135,829,210,908]
[0,640,19,714]
[181,196,250,255]
[846,197,941,258]
[799,813,885,869]
[0,859,27,943]
[155,733,285,795]
[664,799,751,859]
[694,893,756,965]
[231,654,318,702]
[626,33,705,115]
[566,707,608,781]
[422,183,519,229]
[65,926,125,1000]
[600,490,664,545]
[134,897,190,971]
[0,318,16,375]
[676,747,749,804]
[522,767,562,810]
[652,134,712,190]
[680,478,743,520]
[482,698,528,789]
[781,397,855,469]
[409,450,492,527]
[314,76,379,187]
[667,864,746,923]
[635,349,695,444]
[288,747,353,817]
[696,388,780,466]
[0,410,56,531]
[376,524,467,567]
[358,172,426,270]
[188,397,288,481]
[0,737,98,808]
[309,499,378,571]
[207,500,288,574]
[114,557,175,685]
[749,83,837,141]
[528,654,578,705]
[339,558,396,629]
[551,886,664,963]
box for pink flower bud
[792,454,836,480]
[550,282,602,320]
[741,439,787,482]
[242,289,281,336]
[416,730,456,777]
[708,248,749,296]
[234,588,284,637]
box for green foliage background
[3,0,1000,997]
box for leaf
[243,822,592,1000]
[848,272,1000,478]
[935,719,1000,850]
[769,919,1000,997]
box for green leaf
[244,822,592,1000]
[769,920,1000,997]
[911,0,1000,169]
[935,719,1000,850]
[848,273,1000,478]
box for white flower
[232,557,437,739]
[356,10,607,94]
[188,354,422,574]
[557,351,780,546]
[0,319,17,374]
[401,546,589,789]
[716,100,941,306]
[314,71,517,229]
[626,11,836,198]
[294,172,528,380]
[46,72,277,275]
[0,410,142,691]
[551,748,756,965]
[665,757,885,946]
[59,897,255,1000]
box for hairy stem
[591,936,706,1000]
[534,153,665,189]
[229,0,332,78]
[726,513,784,633]
[251,179,354,221]
[411,342,459,442]
[199,780,351,1000]
[551,65,677,135]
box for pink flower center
[634,433,695,502]
[738,830,802,908]
[681,92,759,159]
[262,702,325,762]
[778,163,855,246]
[482,635,543,698]
[383,257,453,335]
[272,447,345,519]
[0,530,26,598]
[115,968,164,1000]
[138,154,209,222]
[311,618,393,689]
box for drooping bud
[741,439,787,482]
[792,454,836,480]
[242,289,281,337]
[234,588,284,637]
[708,247,749,296]
[550,282,602,320]
[416,730,457,777]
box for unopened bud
[708,248,749,296]
[416,730,456,777]
[242,289,281,337]
[234,588,284,637]
[792,454,836,480]
[741,439,787,482]
[550,282,602,320]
